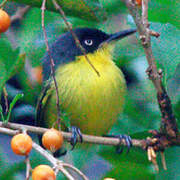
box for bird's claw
[104,134,132,153]
[116,134,132,154]
[70,126,83,150]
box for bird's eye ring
[84,39,93,46]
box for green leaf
[0,37,24,83]
[167,64,180,105]
[5,94,24,123]
[174,101,180,126]
[151,23,180,84]
[99,0,127,15]
[99,147,155,179]
[0,60,7,97]
[0,105,5,122]
[61,112,71,129]
[154,0,178,5]
[149,0,180,29]
[0,38,19,73]
[16,8,98,68]
[98,14,142,67]
[8,53,26,80]
[16,69,41,105]
[0,161,25,180]
[111,94,160,135]
[11,0,106,21]
[156,147,180,180]
[16,8,64,67]
[131,131,153,139]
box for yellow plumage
[43,45,126,135]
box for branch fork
[124,0,179,171]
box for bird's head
[42,27,136,80]
[72,28,136,54]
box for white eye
[84,39,93,46]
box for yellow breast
[47,46,126,135]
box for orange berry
[11,133,32,156]
[136,0,142,6]
[0,9,11,33]
[42,128,64,153]
[32,165,56,180]
[31,66,43,84]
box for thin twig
[124,0,178,137]
[3,86,9,114]
[62,163,89,180]
[0,126,87,180]
[25,155,31,180]
[0,0,8,8]
[52,0,100,76]
[0,126,20,135]
[124,0,179,171]
[157,92,178,137]
[33,142,81,180]
[147,147,159,172]
[32,142,60,165]
[11,6,30,23]
[0,122,180,148]
[125,0,163,92]
[41,0,62,126]
[57,166,75,180]
[142,0,149,28]
[0,122,143,147]
[160,152,167,170]
[149,30,160,38]
[1,122,180,175]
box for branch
[25,155,31,180]
[62,163,89,180]
[0,124,88,180]
[40,0,99,129]
[124,0,178,137]
[52,0,100,76]
[32,142,77,180]
[3,86,9,114]
[10,0,99,21]
[11,6,30,24]
[41,0,62,126]
[0,122,141,147]
[0,122,180,149]
[0,122,180,173]
[0,0,8,8]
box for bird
[36,27,136,153]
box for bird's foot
[104,134,132,153]
[70,126,83,150]
[53,148,67,158]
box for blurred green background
[0,0,179,179]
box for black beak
[104,29,136,44]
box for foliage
[0,0,179,179]
[0,94,24,123]
[0,37,25,96]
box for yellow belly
[44,48,126,135]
